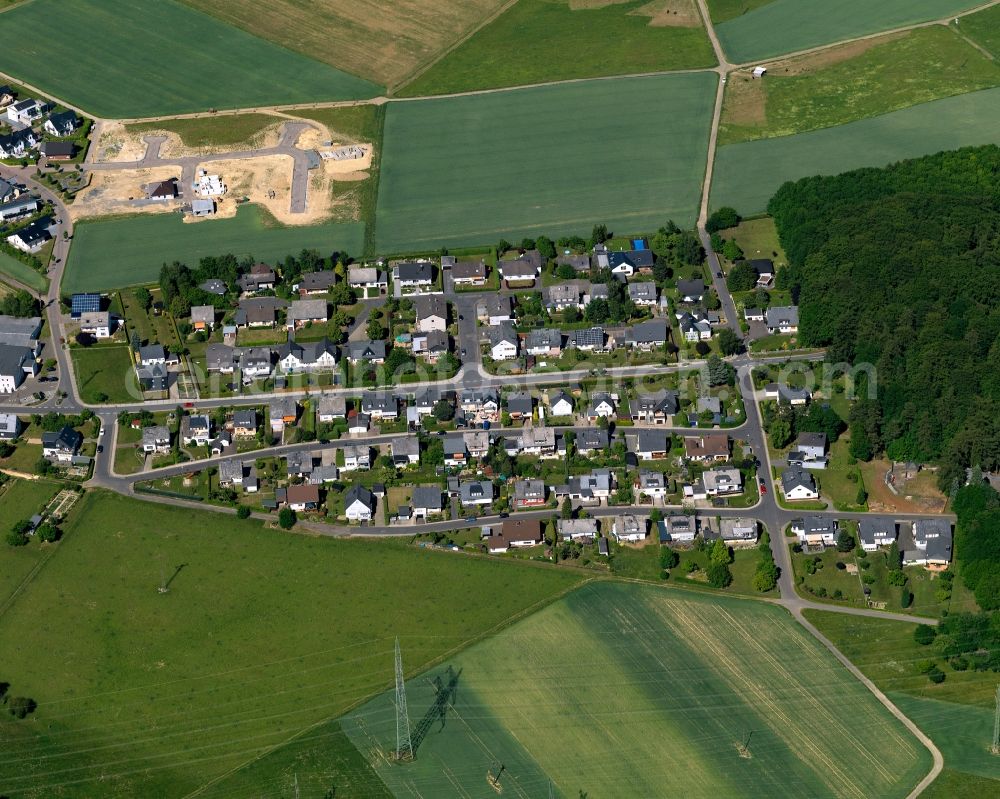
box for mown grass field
[377,73,716,252]
[63,206,365,293]
[0,491,582,798]
[0,0,379,118]
[341,582,931,798]
[714,0,982,64]
[719,27,1000,144]
[0,478,62,603]
[0,251,48,293]
[183,0,507,89]
[961,4,1000,58]
[70,345,138,403]
[398,0,715,97]
[711,86,1000,215]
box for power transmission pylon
[991,684,1000,755]
[393,638,413,761]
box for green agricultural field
[125,114,281,149]
[0,491,581,798]
[70,345,139,403]
[719,27,1000,144]
[376,73,716,252]
[714,0,981,64]
[711,87,1000,215]
[0,0,379,118]
[398,0,715,97]
[923,769,1000,799]
[63,206,364,293]
[0,479,62,603]
[708,0,775,23]
[340,582,932,798]
[0,251,47,293]
[961,5,1000,58]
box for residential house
[677,279,705,303]
[660,516,697,546]
[0,412,20,440]
[39,141,75,160]
[287,484,321,513]
[744,306,765,322]
[0,196,39,222]
[557,469,614,503]
[624,320,668,351]
[78,311,113,339]
[7,217,51,252]
[515,426,556,457]
[525,328,561,357]
[549,390,574,418]
[575,428,609,456]
[764,383,811,406]
[451,260,487,286]
[765,305,799,334]
[702,468,743,496]
[567,326,606,351]
[232,409,257,438]
[69,293,100,319]
[297,271,337,295]
[391,436,420,466]
[414,295,447,333]
[342,444,371,471]
[41,426,81,463]
[0,315,41,350]
[460,388,499,418]
[238,297,286,328]
[459,480,494,507]
[586,393,616,420]
[743,259,774,287]
[487,322,519,360]
[219,459,248,488]
[903,519,952,570]
[411,486,444,518]
[309,450,339,485]
[135,363,167,392]
[627,282,658,306]
[208,430,232,455]
[683,434,729,462]
[268,397,297,434]
[505,392,533,420]
[138,344,167,367]
[286,299,328,329]
[44,111,79,137]
[443,434,468,468]
[678,311,713,342]
[858,517,897,552]
[394,261,435,291]
[558,518,599,541]
[6,98,45,124]
[348,411,370,434]
[0,128,37,159]
[630,389,678,424]
[412,330,449,363]
[238,347,273,380]
[0,177,18,203]
[317,394,346,422]
[635,470,668,501]
[788,432,828,469]
[499,252,540,286]
[190,305,215,331]
[487,519,543,552]
[634,429,669,460]
[792,516,837,547]
[720,518,758,547]
[147,178,179,201]
[180,415,211,447]
[278,338,337,373]
[206,344,235,374]
[238,264,277,294]
[463,430,491,460]
[781,467,819,501]
[361,391,398,420]
[608,250,654,276]
[346,340,386,364]
[513,478,546,508]
[476,295,514,326]
[546,282,586,312]
[347,266,387,292]
[344,485,374,521]
[554,253,591,273]
[612,514,646,543]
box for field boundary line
[180,575,596,799]
[791,607,944,798]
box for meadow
[960,4,1000,58]
[70,345,138,403]
[0,491,582,798]
[0,251,48,293]
[719,27,1000,144]
[125,114,280,149]
[0,0,379,118]
[62,206,365,293]
[714,0,982,64]
[0,478,62,604]
[398,0,716,97]
[340,582,932,798]
[183,0,508,90]
[376,73,716,253]
[710,87,1000,215]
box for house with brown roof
[488,519,543,552]
[683,433,729,462]
[286,483,320,512]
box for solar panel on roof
[70,293,100,318]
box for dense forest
[952,481,1000,611]
[768,145,1000,488]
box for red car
[759,481,767,495]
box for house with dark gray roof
[624,320,668,350]
[346,340,387,364]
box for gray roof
[858,517,896,546]
[411,486,443,511]
[0,315,41,347]
[206,343,234,371]
[414,294,447,321]
[345,484,374,511]
[299,271,337,291]
[347,340,387,360]
[526,328,561,349]
[568,326,605,349]
[636,429,669,454]
[575,428,609,451]
[396,261,434,282]
[782,467,816,493]
[233,409,256,428]
[505,392,533,415]
[139,343,165,362]
[677,279,705,298]
[459,480,493,503]
[796,431,827,450]
[625,320,668,345]
[287,299,328,323]
[627,282,657,301]
[765,305,799,328]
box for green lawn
[923,769,1000,799]
[340,582,931,798]
[956,4,1000,58]
[0,442,41,474]
[711,86,1000,215]
[0,0,379,118]
[70,345,138,403]
[0,251,48,293]
[0,491,581,798]
[398,0,715,96]
[720,27,1000,144]
[376,73,716,252]
[714,0,982,63]
[0,479,62,603]
[63,205,365,293]
[725,216,787,264]
[125,114,280,149]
